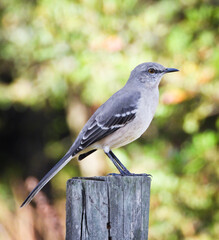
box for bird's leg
[109,150,132,174]
[104,150,132,176]
[104,151,128,175]
[105,150,152,177]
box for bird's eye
[148,68,155,74]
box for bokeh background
[0,0,218,239]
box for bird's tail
[20,151,73,208]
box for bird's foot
[108,172,152,177]
[108,173,122,176]
[108,169,131,176]
[130,173,152,178]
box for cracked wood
[66,176,151,240]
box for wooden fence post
[66,176,151,240]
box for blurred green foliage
[0,0,218,239]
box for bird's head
[129,62,179,88]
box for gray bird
[21,62,179,207]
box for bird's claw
[108,172,152,177]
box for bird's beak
[164,68,179,73]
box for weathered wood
[66,176,151,240]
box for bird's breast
[96,88,159,149]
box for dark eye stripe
[148,69,162,73]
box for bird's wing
[73,90,141,154]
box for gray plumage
[21,62,179,207]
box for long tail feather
[21,152,73,207]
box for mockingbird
[21,62,179,207]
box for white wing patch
[115,109,137,118]
[97,121,109,130]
